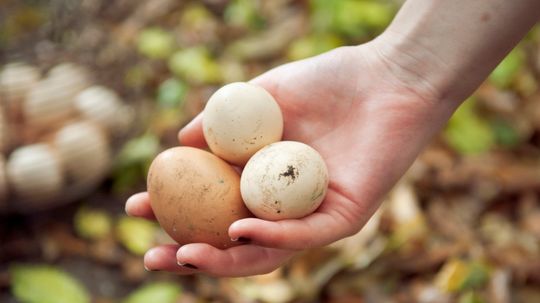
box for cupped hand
[126,41,459,277]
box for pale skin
[126,0,540,277]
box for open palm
[126,43,457,276]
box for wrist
[370,31,467,110]
[371,0,540,109]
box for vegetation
[1,0,540,302]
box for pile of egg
[0,62,134,212]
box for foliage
[287,33,344,60]
[2,1,540,303]
[157,78,188,109]
[10,265,90,303]
[116,216,159,255]
[112,133,160,193]
[137,28,175,60]
[74,206,113,241]
[311,0,395,38]
[224,0,265,30]
[491,119,520,147]
[169,47,222,84]
[489,47,525,88]
[123,282,182,303]
[444,98,496,154]
[435,259,489,293]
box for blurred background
[1,0,539,302]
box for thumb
[178,114,207,148]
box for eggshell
[0,63,40,102]
[23,63,90,127]
[24,78,76,127]
[54,121,111,188]
[47,63,91,94]
[147,146,252,249]
[75,86,125,134]
[203,82,283,166]
[6,144,64,205]
[240,141,329,220]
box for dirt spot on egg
[278,165,298,185]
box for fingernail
[231,236,250,243]
[178,262,198,269]
[125,198,134,214]
[144,265,157,272]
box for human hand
[126,41,460,277]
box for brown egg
[147,147,251,249]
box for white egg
[6,144,64,206]
[54,121,111,188]
[24,63,90,127]
[75,85,125,134]
[0,63,40,102]
[47,63,91,94]
[24,78,76,127]
[203,82,283,166]
[240,141,329,220]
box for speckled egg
[240,141,329,220]
[147,146,252,249]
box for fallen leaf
[10,264,90,303]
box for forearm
[374,0,540,105]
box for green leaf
[310,0,396,38]
[459,291,485,303]
[74,206,113,240]
[459,262,489,291]
[112,134,160,193]
[444,98,495,154]
[335,0,394,37]
[157,78,188,109]
[287,33,344,60]
[137,28,175,60]
[224,0,265,30]
[168,47,222,84]
[435,259,490,293]
[491,119,520,147]
[10,265,90,303]
[310,0,341,33]
[181,4,216,28]
[116,216,158,255]
[489,47,524,88]
[112,164,143,193]
[115,134,160,168]
[527,24,540,42]
[435,259,468,293]
[124,282,182,303]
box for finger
[144,245,198,274]
[228,216,328,250]
[229,191,360,250]
[178,114,207,148]
[125,192,156,220]
[176,243,294,277]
